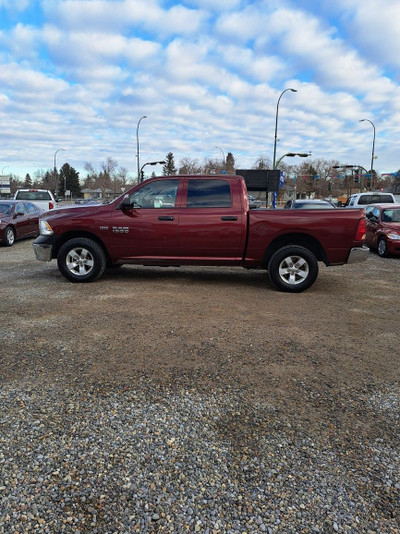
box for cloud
[43,0,207,36]
[336,0,400,70]
[2,0,400,177]
[0,0,30,9]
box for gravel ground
[0,239,399,533]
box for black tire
[268,245,319,293]
[377,237,388,258]
[3,226,15,247]
[57,238,106,283]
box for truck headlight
[39,219,54,235]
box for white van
[345,192,395,208]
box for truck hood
[41,203,109,219]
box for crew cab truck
[33,175,368,292]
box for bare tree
[178,157,203,175]
[253,155,272,169]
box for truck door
[108,179,180,260]
[179,178,246,262]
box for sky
[1,0,400,182]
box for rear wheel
[57,238,106,282]
[3,226,15,246]
[268,245,319,293]
[377,237,388,257]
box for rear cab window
[16,191,52,201]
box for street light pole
[359,119,376,189]
[273,88,297,169]
[53,148,66,197]
[140,160,166,182]
[136,115,147,181]
[274,152,311,168]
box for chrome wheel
[278,254,309,285]
[268,245,318,293]
[4,226,15,246]
[66,247,94,276]
[377,238,388,258]
[57,238,106,283]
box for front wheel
[3,226,15,246]
[57,238,106,283]
[268,245,319,293]
[377,237,388,257]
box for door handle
[158,216,175,221]
[221,216,238,221]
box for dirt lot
[1,238,400,531]
[1,238,399,434]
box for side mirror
[117,195,132,210]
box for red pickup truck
[33,175,368,292]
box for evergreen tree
[59,163,81,198]
[163,152,177,176]
[24,173,32,187]
[226,152,235,174]
[41,171,54,191]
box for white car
[14,189,58,211]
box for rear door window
[25,202,39,213]
[187,179,231,208]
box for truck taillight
[355,217,366,241]
[49,202,54,209]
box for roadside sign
[0,175,11,194]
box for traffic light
[354,174,359,183]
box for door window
[129,180,179,208]
[187,179,231,207]
[16,203,27,214]
[25,202,38,213]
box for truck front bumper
[347,245,370,264]
[33,235,57,262]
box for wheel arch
[261,232,327,268]
[53,231,110,262]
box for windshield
[0,203,12,214]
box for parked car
[345,192,395,208]
[0,200,43,246]
[284,199,336,209]
[365,203,400,257]
[14,189,58,211]
[75,198,101,205]
[248,194,263,208]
